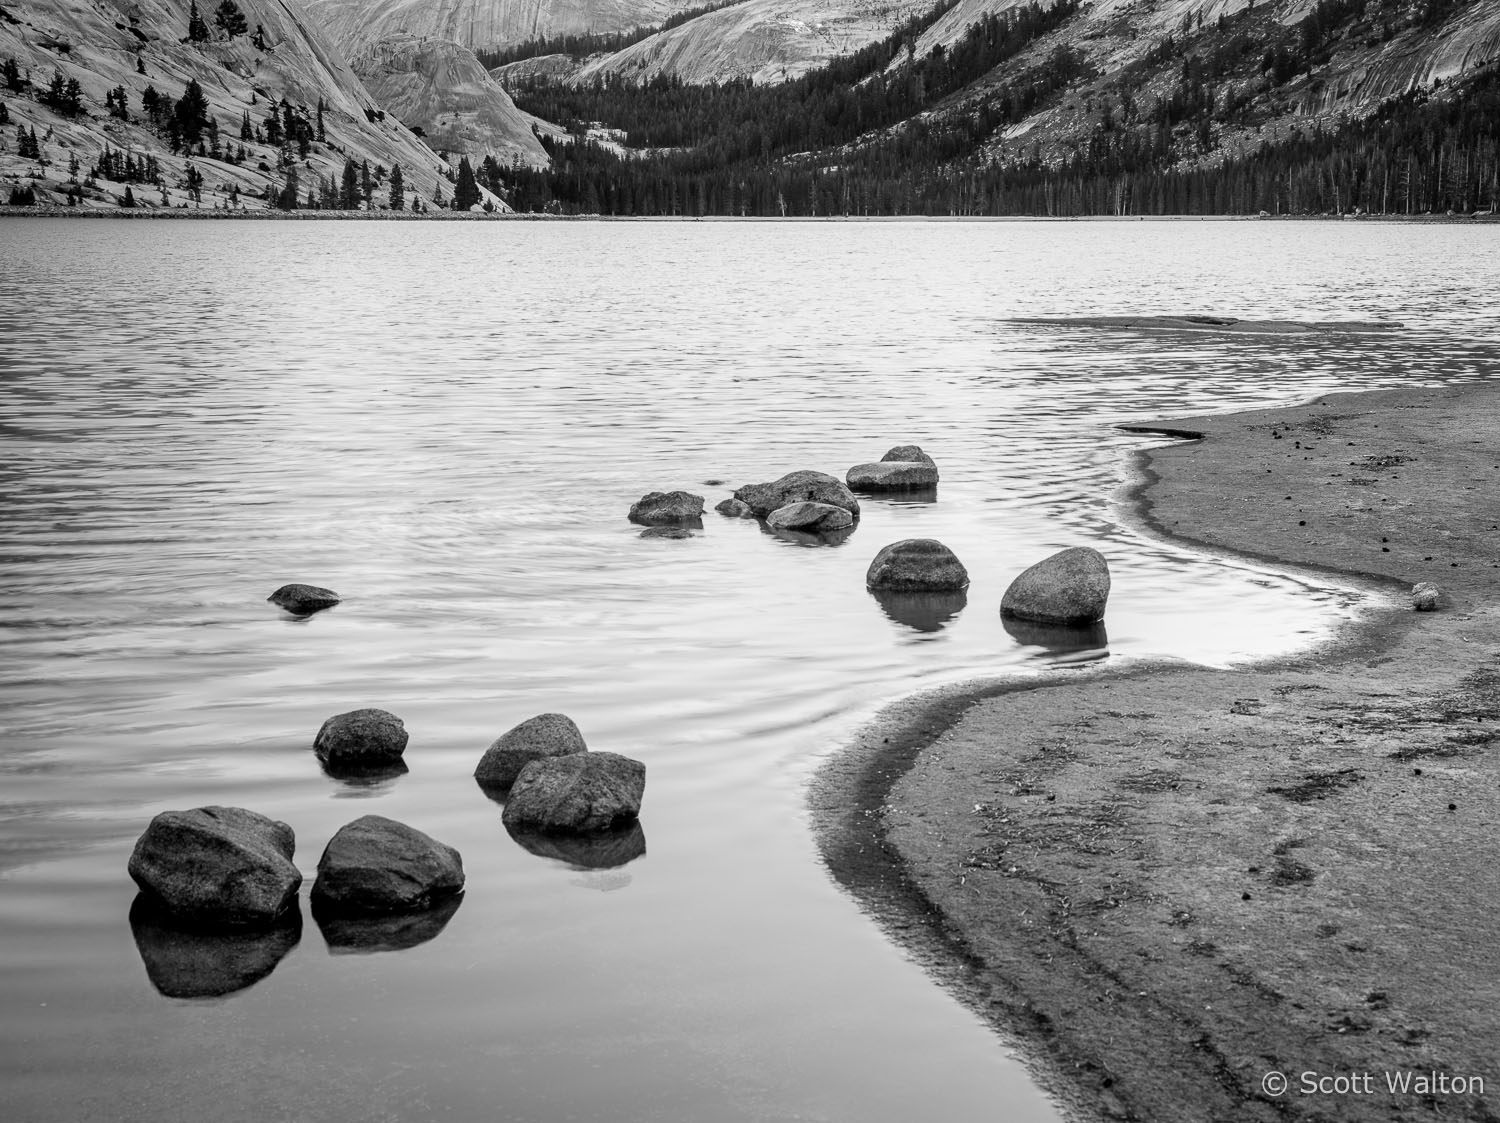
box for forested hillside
[482,0,1500,215]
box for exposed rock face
[766,501,855,532]
[310,815,465,915]
[715,497,756,518]
[474,712,587,791]
[129,895,302,998]
[350,36,549,170]
[267,583,342,615]
[1412,582,1441,611]
[502,752,646,833]
[865,539,969,592]
[1001,546,1111,625]
[314,708,408,768]
[733,470,860,520]
[629,490,706,525]
[0,0,458,211]
[128,807,302,927]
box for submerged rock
[1001,547,1110,625]
[502,751,646,834]
[314,708,408,768]
[128,806,302,928]
[639,526,696,539]
[310,815,464,916]
[474,712,588,792]
[847,446,939,491]
[766,500,855,533]
[628,490,705,525]
[129,894,302,998]
[267,583,341,615]
[1412,582,1442,611]
[506,819,647,871]
[715,497,756,519]
[315,892,464,955]
[865,539,969,592]
[733,470,860,520]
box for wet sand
[813,381,1500,1121]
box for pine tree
[214,0,248,38]
[239,110,252,141]
[120,185,136,207]
[360,159,372,205]
[0,102,8,127]
[187,1,210,43]
[388,162,404,211]
[275,166,299,210]
[339,156,358,208]
[174,78,210,149]
[251,23,266,50]
[454,155,480,209]
[2,57,22,92]
[315,98,326,141]
[136,55,146,75]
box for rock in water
[715,497,756,519]
[847,445,939,491]
[314,708,408,768]
[733,471,861,520]
[1001,547,1110,624]
[310,816,464,915]
[128,807,302,927]
[502,752,646,833]
[267,583,341,615]
[474,712,588,792]
[766,501,856,532]
[639,526,696,539]
[1412,582,1441,611]
[865,539,970,591]
[629,490,705,525]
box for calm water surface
[1,218,1497,1122]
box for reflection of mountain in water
[129,895,301,1000]
[314,893,465,955]
[870,589,967,633]
[506,820,647,871]
[1002,616,1110,664]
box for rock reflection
[506,820,647,871]
[129,894,301,999]
[1002,616,1110,664]
[761,523,856,549]
[859,485,938,505]
[314,892,464,955]
[870,589,968,633]
[319,757,409,794]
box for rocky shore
[813,381,1500,1122]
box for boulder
[733,470,860,521]
[1412,582,1441,611]
[267,583,341,615]
[847,445,939,491]
[1001,547,1110,625]
[766,501,855,533]
[865,539,970,592]
[129,895,301,998]
[502,751,646,834]
[313,708,408,768]
[310,815,464,916]
[846,461,939,491]
[628,490,704,525]
[127,806,302,928]
[474,712,587,791]
[715,497,756,519]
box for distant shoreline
[2,207,1496,223]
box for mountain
[0,0,489,210]
[352,35,549,166]
[484,0,1500,215]
[301,0,696,56]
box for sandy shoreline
[813,380,1500,1122]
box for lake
[1,217,1496,1122]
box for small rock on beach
[1412,582,1441,611]
[310,815,464,916]
[267,583,341,615]
[1001,546,1111,625]
[502,751,646,833]
[474,712,588,791]
[128,806,302,928]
